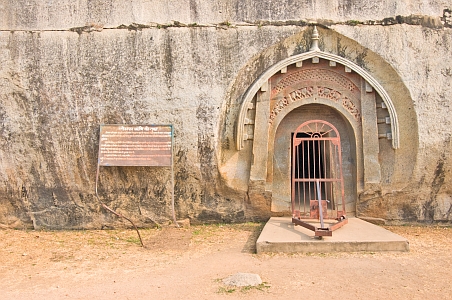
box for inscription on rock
[98,125,172,167]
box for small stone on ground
[222,272,262,287]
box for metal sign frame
[95,124,178,227]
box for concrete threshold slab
[256,217,409,253]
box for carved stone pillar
[360,79,381,187]
[247,81,273,217]
[249,81,271,182]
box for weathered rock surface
[0,1,451,229]
[1,1,450,30]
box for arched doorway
[272,103,357,215]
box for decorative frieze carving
[341,96,361,121]
[269,86,361,124]
[272,69,359,95]
[318,86,342,102]
[269,87,314,124]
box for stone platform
[256,217,409,253]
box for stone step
[256,217,409,253]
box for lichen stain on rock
[355,49,368,68]
[335,37,348,58]
[197,209,222,223]
[400,201,419,222]
[421,144,449,221]
[432,155,446,194]
[163,33,174,90]
[30,205,89,229]
[94,166,174,224]
[196,103,216,184]
[173,147,202,219]
[189,0,199,21]
[442,8,452,28]
[294,28,312,54]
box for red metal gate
[291,120,347,237]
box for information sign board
[98,125,172,166]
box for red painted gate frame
[291,120,348,237]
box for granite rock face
[0,1,451,228]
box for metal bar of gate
[307,140,311,207]
[316,180,324,228]
[299,140,302,215]
[298,139,302,215]
[293,178,342,182]
[292,139,298,215]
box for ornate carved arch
[236,28,399,150]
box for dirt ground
[0,222,451,300]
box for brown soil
[0,223,451,299]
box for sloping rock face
[0,1,451,228]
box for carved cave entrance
[237,39,398,219]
